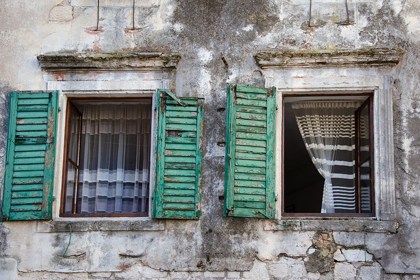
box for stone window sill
[264,219,398,233]
[36,219,165,233]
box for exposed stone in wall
[304,231,336,273]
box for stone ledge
[37,52,181,71]
[36,219,165,233]
[254,48,404,69]
[264,220,398,233]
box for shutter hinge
[226,207,234,215]
[46,137,54,144]
[196,210,202,217]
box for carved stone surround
[37,51,181,71]
[255,48,404,69]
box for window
[282,94,374,217]
[61,98,152,217]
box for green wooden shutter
[153,90,204,219]
[2,91,58,221]
[224,84,276,218]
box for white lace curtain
[292,101,361,213]
[77,103,151,214]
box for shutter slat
[164,176,196,183]
[14,164,45,171]
[166,124,197,131]
[163,189,195,196]
[236,85,268,94]
[2,91,57,221]
[234,201,266,209]
[164,183,196,190]
[235,152,266,161]
[165,156,196,163]
[17,105,49,112]
[163,196,195,203]
[16,124,48,131]
[236,139,266,147]
[236,99,267,107]
[165,150,196,157]
[12,184,44,191]
[234,187,266,195]
[166,99,198,106]
[165,143,196,151]
[224,85,276,219]
[162,203,195,210]
[166,117,197,125]
[166,137,197,144]
[166,106,197,112]
[166,111,198,118]
[235,159,266,168]
[164,169,196,176]
[164,163,196,170]
[234,180,266,188]
[16,118,47,125]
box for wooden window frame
[281,93,375,218]
[60,97,152,218]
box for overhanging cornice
[37,51,181,71]
[254,48,404,69]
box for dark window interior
[283,95,373,216]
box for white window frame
[264,70,396,221]
[48,80,168,220]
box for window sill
[264,219,398,233]
[36,218,165,233]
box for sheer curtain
[77,103,151,214]
[292,101,361,213]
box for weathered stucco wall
[1,0,420,279]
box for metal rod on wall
[345,0,350,24]
[132,0,136,30]
[96,0,100,31]
[308,0,312,27]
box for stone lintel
[36,219,165,232]
[255,48,405,69]
[37,52,181,71]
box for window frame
[58,94,155,218]
[265,74,396,221]
[281,92,375,218]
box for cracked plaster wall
[1,0,420,279]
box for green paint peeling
[224,84,276,219]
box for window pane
[76,101,152,214]
[68,106,80,162]
[64,162,76,213]
[360,160,372,213]
[359,104,370,161]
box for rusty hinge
[267,88,274,97]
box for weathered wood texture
[2,91,58,221]
[224,84,276,219]
[153,90,204,219]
